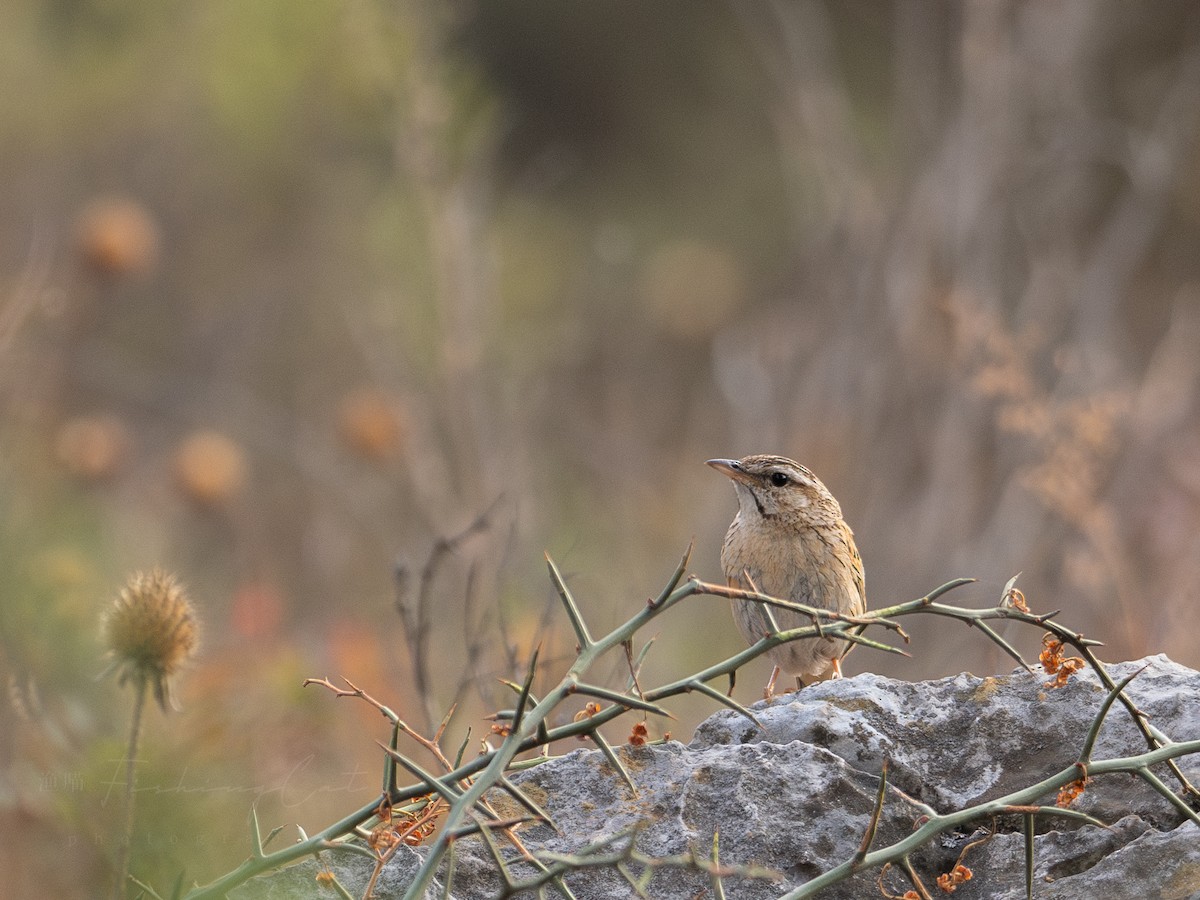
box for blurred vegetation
[2,0,1200,895]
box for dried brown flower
[338,388,405,461]
[75,197,160,277]
[102,569,199,711]
[1001,585,1029,614]
[1047,656,1085,688]
[1057,775,1088,808]
[174,430,247,506]
[55,414,130,481]
[1039,633,1085,688]
[936,864,973,892]
[572,701,602,723]
[401,812,440,846]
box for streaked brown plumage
[707,454,865,697]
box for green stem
[113,674,147,900]
[778,738,1200,899]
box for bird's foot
[763,665,783,701]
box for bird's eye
[769,471,790,487]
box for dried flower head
[1047,655,1085,688]
[572,701,602,723]
[337,388,406,461]
[400,805,441,846]
[174,430,247,506]
[102,569,199,711]
[936,864,973,892]
[368,821,401,853]
[315,868,337,886]
[1057,777,1087,807]
[1039,633,1085,688]
[1000,574,1029,613]
[572,701,604,741]
[75,197,160,277]
[55,414,130,482]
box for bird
[707,455,865,698]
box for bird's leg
[830,657,844,679]
[763,665,782,701]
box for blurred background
[4,0,1200,894]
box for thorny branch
[181,552,1200,900]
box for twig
[394,497,502,729]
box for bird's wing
[848,528,865,609]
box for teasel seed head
[102,569,199,712]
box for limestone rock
[234,655,1200,899]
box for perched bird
[707,455,865,697]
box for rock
[232,655,1200,899]
[451,739,927,899]
[945,816,1200,900]
[691,654,1199,829]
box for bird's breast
[721,518,859,610]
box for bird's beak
[706,458,755,486]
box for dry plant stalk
[100,569,199,900]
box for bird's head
[706,455,841,525]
